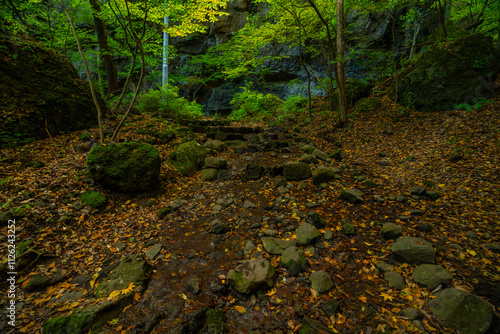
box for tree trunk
[336,0,347,126]
[445,0,452,22]
[409,16,421,60]
[90,0,118,96]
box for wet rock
[412,264,452,290]
[227,259,276,295]
[280,246,307,276]
[400,308,422,320]
[427,288,493,334]
[340,189,364,204]
[296,223,321,245]
[309,270,334,295]
[262,237,297,255]
[391,236,435,265]
[382,223,403,239]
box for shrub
[136,86,203,119]
[229,87,283,121]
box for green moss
[206,309,227,334]
[80,191,106,209]
[42,311,95,334]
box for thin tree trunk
[336,0,347,126]
[61,0,104,145]
[445,0,452,21]
[409,16,421,59]
[90,0,118,96]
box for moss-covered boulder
[391,33,500,111]
[283,162,312,181]
[0,30,107,148]
[86,142,161,192]
[167,140,207,176]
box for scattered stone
[340,189,364,204]
[484,244,500,253]
[320,299,341,317]
[243,200,256,209]
[374,195,385,203]
[280,246,308,276]
[309,270,334,295]
[391,236,435,264]
[412,264,452,290]
[323,230,333,240]
[210,220,231,234]
[296,223,321,245]
[425,190,440,201]
[362,180,377,188]
[0,211,13,225]
[410,209,424,216]
[283,162,312,181]
[305,211,325,229]
[312,167,335,185]
[312,148,329,161]
[329,150,342,161]
[115,241,127,252]
[301,154,318,164]
[96,254,151,298]
[356,175,366,181]
[400,308,422,320]
[416,223,432,232]
[203,140,225,152]
[205,157,227,169]
[201,168,219,181]
[410,186,426,196]
[382,223,403,239]
[245,164,264,180]
[186,276,201,295]
[226,258,276,295]
[384,271,405,290]
[343,222,356,235]
[263,229,278,237]
[375,262,394,273]
[396,195,407,203]
[262,237,297,255]
[427,288,493,334]
[244,241,256,255]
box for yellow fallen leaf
[380,292,393,301]
[108,290,121,299]
[359,296,367,303]
[234,305,246,314]
[466,249,477,256]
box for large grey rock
[86,142,161,192]
[412,264,452,290]
[312,167,335,185]
[427,288,493,334]
[262,237,297,255]
[309,270,334,295]
[96,254,151,298]
[391,236,435,265]
[283,162,312,181]
[280,246,307,276]
[340,189,364,204]
[167,141,207,176]
[227,259,275,295]
[296,223,321,245]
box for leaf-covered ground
[0,93,499,333]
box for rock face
[391,33,500,111]
[86,142,161,192]
[427,288,493,334]
[227,259,276,294]
[391,236,435,264]
[167,141,207,176]
[0,31,106,146]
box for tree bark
[336,0,347,126]
[90,0,118,96]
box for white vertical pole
[162,5,169,91]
